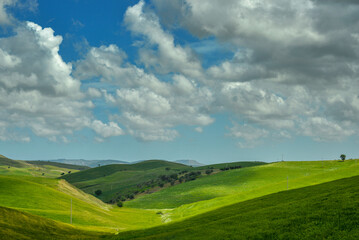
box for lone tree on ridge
[340,154,346,161]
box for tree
[340,154,346,161]
[95,189,102,196]
[117,201,123,207]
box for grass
[0,206,106,240]
[109,174,359,240]
[195,161,267,170]
[25,160,90,170]
[0,155,86,178]
[0,175,162,232]
[62,160,192,202]
[126,160,359,222]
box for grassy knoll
[0,206,106,240]
[0,155,87,178]
[62,160,192,203]
[109,175,359,240]
[0,175,162,232]
[126,160,359,220]
[195,161,267,170]
[25,160,90,170]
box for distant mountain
[47,159,128,168]
[175,159,204,167]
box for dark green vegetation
[110,175,359,240]
[0,206,106,240]
[62,160,265,204]
[61,160,195,203]
[195,161,267,170]
[25,161,90,171]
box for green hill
[0,175,161,232]
[25,161,90,171]
[0,155,27,168]
[62,160,192,203]
[0,206,105,240]
[195,161,267,170]
[0,155,87,178]
[110,175,359,240]
[125,160,359,221]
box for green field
[61,160,193,202]
[110,175,359,239]
[0,175,162,232]
[2,154,359,239]
[0,155,87,178]
[126,160,359,222]
[0,206,106,240]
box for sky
[0,0,359,164]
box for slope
[0,206,105,240]
[110,174,359,240]
[25,160,90,170]
[62,160,191,202]
[0,175,161,232]
[126,159,359,221]
[0,155,86,178]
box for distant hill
[0,155,27,168]
[25,161,90,171]
[175,160,204,167]
[47,159,128,168]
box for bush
[95,189,102,196]
[117,201,123,207]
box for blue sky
[1,0,359,163]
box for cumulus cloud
[228,123,269,148]
[124,0,203,78]
[91,120,124,138]
[76,43,214,141]
[0,0,16,25]
[0,22,113,141]
[150,0,359,142]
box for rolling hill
[0,175,162,232]
[110,175,359,239]
[61,160,192,203]
[0,206,105,240]
[48,159,129,168]
[125,159,359,222]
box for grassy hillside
[0,155,27,168]
[25,161,90,171]
[110,175,359,240]
[126,160,359,220]
[0,155,86,178]
[62,160,192,202]
[0,206,106,240]
[195,161,267,170]
[0,175,161,232]
[62,160,188,183]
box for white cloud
[0,0,16,25]
[91,120,124,138]
[76,43,214,142]
[228,123,269,148]
[300,117,355,142]
[124,0,203,78]
[0,22,98,141]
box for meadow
[1,154,359,239]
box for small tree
[95,189,102,196]
[340,154,346,161]
[117,201,123,207]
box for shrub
[95,189,102,196]
[117,201,123,207]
